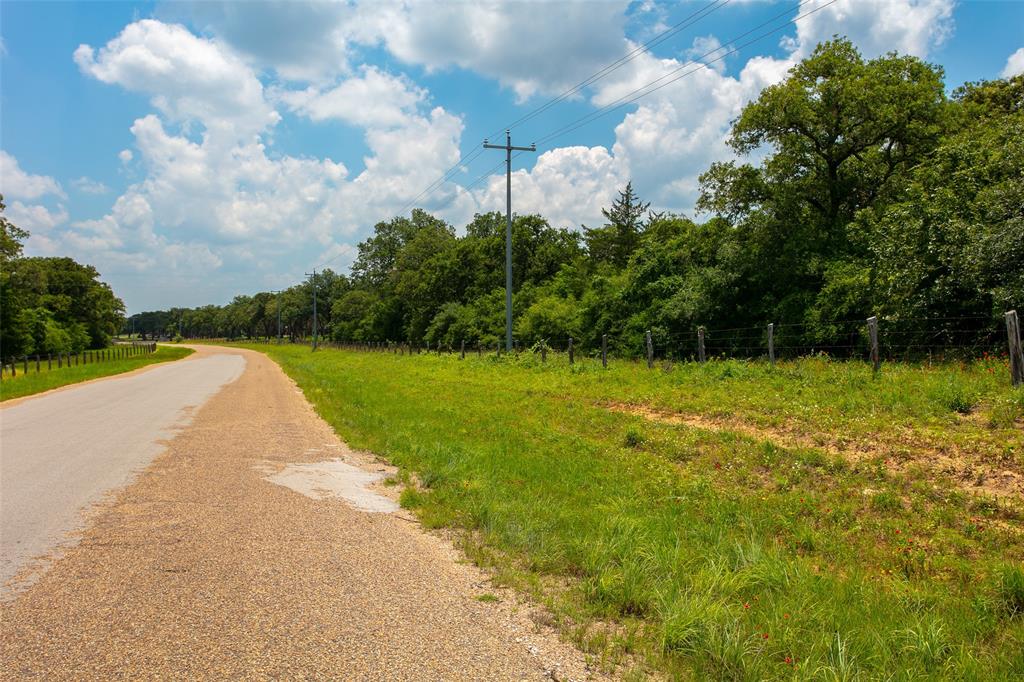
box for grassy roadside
[0,345,194,402]
[243,343,1024,679]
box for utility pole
[270,290,282,344]
[305,270,318,351]
[484,130,536,352]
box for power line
[376,0,734,235]
[489,0,734,139]
[535,0,839,146]
[313,0,836,273]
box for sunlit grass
[243,343,1024,679]
[0,345,194,401]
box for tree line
[1,198,125,359]
[127,40,1021,357]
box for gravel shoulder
[0,345,599,680]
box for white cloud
[474,146,626,229]
[686,35,727,74]
[65,19,473,309]
[72,177,110,195]
[173,0,356,82]
[178,0,631,101]
[278,66,427,128]
[787,0,954,60]
[119,149,133,163]
[363,1,630,101]
[74,19,279,137]
[0,150,66,200]
[562,0,958,217]
[7,200,69,233]
[1003,47,1024,78]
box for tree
[584,182,651,268]
[696,38,947,330]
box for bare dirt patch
[605,401,1024,504]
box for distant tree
[584,182,650,268]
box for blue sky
[2,0,1022,313]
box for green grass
[0,345,194,401]
[239,344,1024,679]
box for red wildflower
[762,633,769,640]
[744,602,750,609]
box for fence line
[0,342,157,381]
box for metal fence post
[645,330,654,369]
[601,334,608,368]
[768,323,775,367]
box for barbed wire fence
[268,310,1023,388]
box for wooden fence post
[541,340,547,363]
[868,316,880,373]
[768,323,775,367]
[568,337,575,365]
[460,340,465,360]
[697,327,706,363]
[35,355,40,373]
[1006,310,1024,387]
[48,354,52,370]
[23,356,29,374]
[645,330,654,369]
[601,334,608,368]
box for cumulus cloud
[473,146,626,229]
[178,0,631,101]
[0,150,66,200]
[786,0,954,59]
[119,149,133,163]
[64,18,473,309]
[278,66,427,128]
[74,19,279,136]
[7,201,69,233]
[1003,47,1024,78]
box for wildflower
[895,529,901,534]
[785,656,792,665]
[762,633,769,640]
[783,613,790,619]
[744,602,750,609]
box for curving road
[0,352,246,592]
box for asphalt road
[0,352,245,593]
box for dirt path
[0,346,597,680]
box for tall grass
[248,344,1024,679]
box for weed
[475,593,500,603]
[993,564,1024,618]
[623,426,646,448]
